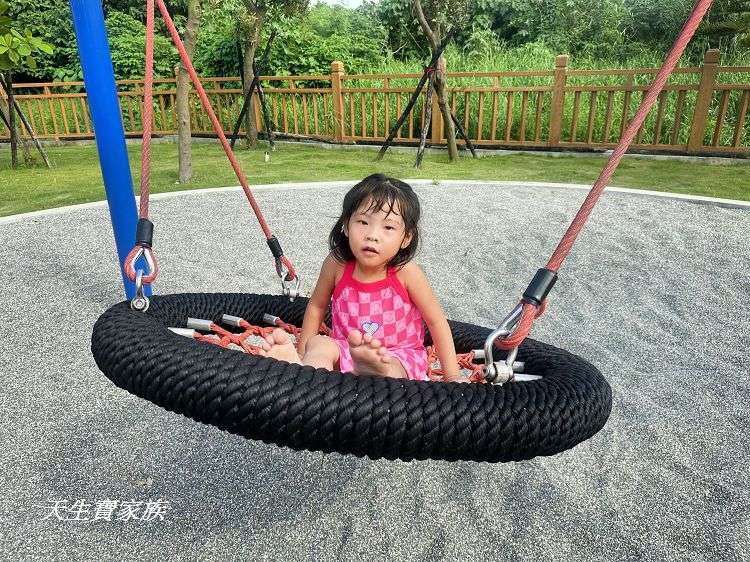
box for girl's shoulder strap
[332,260,355,298]
[388,263,412,302]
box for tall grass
[2,44,748,152]
[342,44,750,150]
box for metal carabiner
[276,261,302,301]
[482,302,524,384]
[130,269,150,312]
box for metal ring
[277,261,301,300]
[481,302,524,383]
[281,274,301,301]
[143,247,156,275]
[130,269,150,312]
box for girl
[261,173,466,383]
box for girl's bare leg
[301,335,341,370]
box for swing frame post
[376,33,453,161]
[414,73,435,168]
[229,31,277,150]
[70,0,149,300]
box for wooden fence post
[252,84,262,135]
[44,85,61,140]
[687,49,720,153]
[548,54,569,147]
[331,60,346,142]
[430,85,442,143]
[430,58,445,143]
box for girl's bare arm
[400,263,464,381]
[297,254,339,354]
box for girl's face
[344,198,412,270]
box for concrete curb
[1,180,748,226]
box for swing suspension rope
[123,0,713,382]
[485,0,714,380]
[123,0,298,311]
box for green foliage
[502,0,626,56]
[269,4,388,74]
[105,11,179,80]
[369,0,542,59]
[366,0,425,59]
[0,0,54,72]
[8,0,79,81]
[4,0,749,85]
[193,2,388,77]
[462,28,504,59]
[103,0,188,21]
[700,0,750,50]
[203,0,308,46]
[623,0,694,48]
[8,0,183,82]
[418,0,473,36]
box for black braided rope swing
[90,0,716,463]
[92,293,612,462]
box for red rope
[153,0,296,280]
[122,0,160,285]
[496,0,714,350]
[185,314,481,381]
[139,0,155,219]
[126,0,297,284]
[496,301,546,351]
[546,0,713,273]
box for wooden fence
[2,50,748,156]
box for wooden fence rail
[1,50,748,156]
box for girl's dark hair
[329,173,420,269]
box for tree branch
[412,0,438,51]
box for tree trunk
[242,12,263,147]
[412,0,458,161]
[433,56,458,160]
[176,0,202,184]
[4,73,18,168]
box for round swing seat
[91,293,611,462]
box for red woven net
[174,314,485,383]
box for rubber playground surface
[1,180,748,561]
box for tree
[7,0,76,82]
[412,0,472,161]
[623,0,693,48]
[701,0,750,50]
[230,0,308,147]
[175,0,202,183]
[0,0,53,168]
[366,0,424,59]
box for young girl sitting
[260,173,466,383]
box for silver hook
[277,261,301,301]
[130,269,150,312]
[482,302,524,384]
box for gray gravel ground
[1,180,748,562]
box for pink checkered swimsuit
[330,261,429,381]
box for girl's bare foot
[259,328,302,364]
[347,329,406,378]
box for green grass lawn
[1,141,748,217]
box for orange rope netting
[174,315,485,382]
